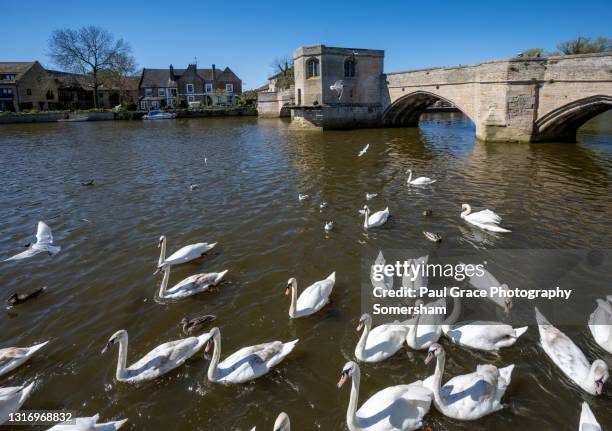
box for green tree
[237,90,257,107]
[557,36,612,55]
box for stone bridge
[381,52,612,142]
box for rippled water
[0,112,610,430]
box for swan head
[158,235,166,248]
[273,412,290,431]
[461,203,470,211]
[204,327,220,353]
[102,330,127,354]
[356,313,371,331]
[424,343,443,365]
[285,278,296,296]
[337,361,357,388]
[589,360,609,395]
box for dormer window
[306,58,320,78]
[344,59,356,77]
[186,84,194,93]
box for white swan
[365,193,377,200]
[47,414,128,430]
[4,222,61,261]
[579,401,601,431]
[536,307,609,395]
[407,297,460,350]
[464,264,513,313]
[298,194,309,201]
[423,343,514,420]
[0,341,49,377]
[460,204,511,233]
[588,295,612,354]
[363,206,389,229]
[354,314,409,363]
[442,322,528,352]
[205,327,298,384]
[101,329,209,383]
[156,235,216,271]
[0,382,35,425]
[358,144,369,157]
[371,251,393,291]
[285,272,335,318]
[157,265,228,300]
[338,361,432,431]
[250,412,290,431]
[406,170,436,186]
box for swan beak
[101,342,110,354]
[596,381,603,395]
[337,373,348,389]
[285,286,290,296]
[204,340,213,353]
[424,352,434,365]
[356,322,363,332]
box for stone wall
[257,86,294,118]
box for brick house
[0,61,58,111]
[138,64,242,110]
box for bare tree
[558,36,612,55]
[48,26,136,108]
[270,56,294,90]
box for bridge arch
[535,95,612,142]
[382,90,474,127]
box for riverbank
[0,106,258,124]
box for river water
[0,112,610,430]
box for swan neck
[443,296,461,326]
[363,208,370,228]
[158,238,166,267]
[207,330,221,381]
[288,279,298,318]
[116,335,128,381]
[355,319,371,358]
[432,349,448,411]
[407,170,412,183]
[346,367,361,431]
[158,266,171,297]
[461,205,471,218]
[408,309,421,347]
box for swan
[285,272,335,318]
[363,206,389,229]
[371,251,393,290]
[338,361,433,431]
[324,221,334,232]
[156,235,217,271]
[406,170,436,186]
[4,221,61,261]
[47,414,128,430]
[0,341,49,377]
[0,382,35,425]
[464,264,513,313]
[460,204,511,233]
[579,401,601,431]
[250,412,290,431]
[101,329,209,383]
[407,297,460,350]
[535,307,609,395]
[365,193,377,200]
[588,296,612,354]
[442,322,528,352]
[205,327,298,384]
[354,314,408,363]
[298,194,309,201]
[358,144,369,157]
[423,343,514,420]
[157,265,228,300]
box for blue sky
[4,0,611,89]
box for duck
[423,232,442,243]
[0,341,49,377]
[101,329,209,383]
[250,412,290,431]
[180,315,216,335]
[365,193,377,200]
[579,401,601,431]
[536,307,609,395]
[460,204,511,233]
[156,235,217,272]
[354,313,409,363]
[320,201,328,209]
[7,286,47,307]
[0,382,35,425]
[81,178,94,186]
[423,343,514,420]
[4,221,61,261]
[157,265,228,300]
[285,272,335,318]
[204,327,298,384]
[358,144,369,157]
[588,296,612,354]
[190,183,199,191]
[324,221,334,232]
[406,170,436,186]
[362,206,389,229]
[47,414,128,430]
[338,361,433,431]
[464,264,513,313]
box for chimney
[169,64,174,79]
[212,64,216,87]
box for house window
[158,88,166,97]
[225,83,233,93]
[145,88,152,96]
[170,88,177,96]
[26,88,32,95]
[1,74,16,80]
[306,58,320,78]
[344,59,356,77]
[186,84,194,93]
[187,95,195,102]
[46,90,54,100]
[205,83,212,93]
[140,101,147,110]
[1,88,14,97]
[152,100,160,108]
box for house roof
[254,83,270,93]
[0,62,37,83]
[140,66,240,87]
[216,67,241,83]
[47,70,91,88]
